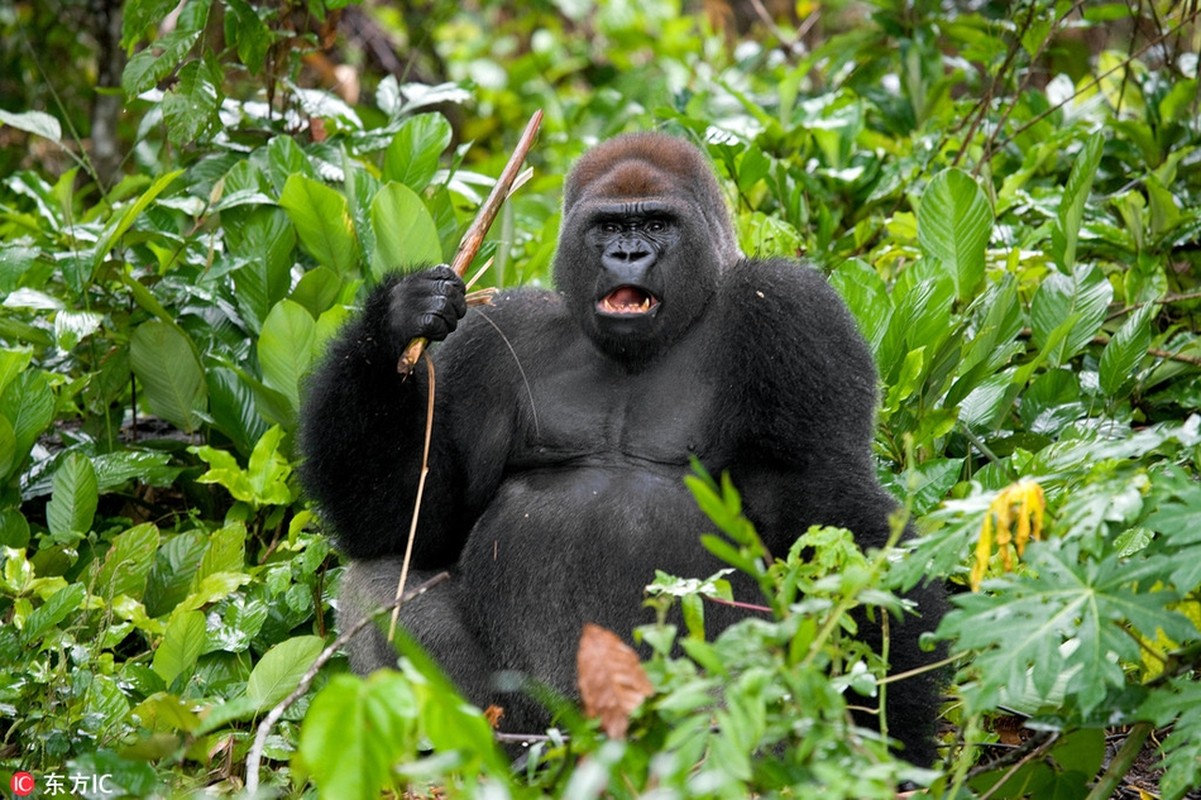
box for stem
[1084,722,1153,800]
[398,109,543,376]
[388,352,436,643]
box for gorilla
[299,132,945,764]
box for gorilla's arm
[719,260,898,551]
[298,267,476,563]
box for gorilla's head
[554,132,741,363]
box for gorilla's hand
[385,265,467,350]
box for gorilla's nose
[603,243,655,281]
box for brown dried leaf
[577,623,654,739]
[483,704,505,729]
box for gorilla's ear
[563,132,742,265]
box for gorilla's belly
[455,463,714,676]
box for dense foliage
[1,0,1200,797]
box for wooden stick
[397,109,544,376]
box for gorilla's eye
[600,222,622,234]
[646,219,667,233]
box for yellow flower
[970,479,1046,591]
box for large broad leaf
[369,181,443,280]
[21,583,87,645]
[1099,301,1155,396]
[0,109,61,142]
[130,319,207,433]
[257,299,317,418]
[161,57,223,145]
[46,453,99,543]
[917,168,993,302]
[942,542,1197,717]
[299,673,419,800]
[93,523,161,602]
[152,610,207,686]
[1029,265,1113,367]
[0,370,53,478]
[247,635,325,710]
[279,174,361,277]
[382,113,453,192]
[1050,132,1104,273]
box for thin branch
[976,732,1059,800]
[388,352,436,643]
[398,109,544,376]
[244,570,451,794]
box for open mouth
[597,285,660,316]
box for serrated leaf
[152,610,207,686]
[382,113,452,192]
[162,58,223,144]
[258,299,318,417]
[279,174,361,277]
[942,542,1196,717]
[130,319,207,433]
[247,635,325,710]
[369,182,443,279]
[1099,301,1155,396]
[46,453,99,541]
[918,168,993,301]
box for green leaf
[382,113,453,192]
[222,0,272,73]
[1050,132,1104,272]
[0,414,15,480]
[279,174,361,277]
[298,673,418,799]
[258,299,318,417]
[152,610,207,686]
[369,182,443,279]
[247,635,325,710]
[120,0,212,95]
[191,523,247,592]
[46,453,99,542]
[0,370,55,462]
[21,583,87,645]
[0,109,62,143]
[1029,265,1113,367]
[121,0,181,48]
[1099,301,1155,396]
[246,425,295,506]
[94,169,184,278]
[161,57,223,145]
[94,523,161,602]
[917,168,993,301]
[130,319,207,433]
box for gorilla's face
[554,133,741,364]
[585,201,680,340]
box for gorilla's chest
[512,339,721,469]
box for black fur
[299,132,945,765]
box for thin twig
[976,732,1059,800]
[397,109,544,376]
[244,570,451,794]
[388,352,436,643]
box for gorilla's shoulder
[449,285,572,355]
[720,257,853,325]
